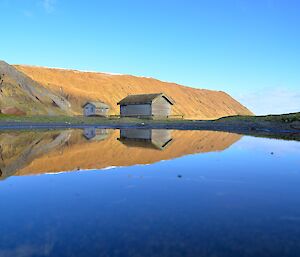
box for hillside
[0,61,71,115]
[15,65,253,119]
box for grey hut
[82,101,110,117]
[118,129,173,150]
[117,93,174,119]
[83,127,111,141]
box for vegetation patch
[217,112,300,123]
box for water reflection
[118,129,173,150]
[0,129,241,179]
[1,132,300,256]
[83,128,112,141]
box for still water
[0,129,300,257]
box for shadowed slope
[0,61,71,115]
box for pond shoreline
[1,112,299,139]
[0,118,299,141]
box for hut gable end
[152,96,172,117]
[82,101,110,117]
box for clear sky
[1,0,299,114]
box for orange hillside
[15,65,253,119]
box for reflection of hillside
[0,131,72,179]
[11,130,241,177]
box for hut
[83,127,111,141]
[82,101,110,117]
[118,129,173,150]
[117,93,174,119]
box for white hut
[82,101,110,117]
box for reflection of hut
[118,129,173,150]
[83,128,111,141]
[82,101,110,117]
[117,93,174,119]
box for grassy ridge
[218,112,300,123]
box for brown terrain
[15,65,252,119]
[0,129,241,179]
[0,61,72,116]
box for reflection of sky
[0,136,300,256]
[234,136,300,156]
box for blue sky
[1,0,299,114]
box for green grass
[0,115,190,125]
[0,113,13,118]
[0,115,130,124]
[1,112,299,125]
[217,112,300,123]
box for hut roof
[82,101,110,109]
[117,93,174,105]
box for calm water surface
[0,129,300,257]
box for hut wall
[83,127,96,139]
[152,130,172,146]
[95,108,109,117]
[120,104,151,117]
[83,103,95,116]
[120,129,151,140]
[151,97,171,117]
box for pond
[0,128,300,257]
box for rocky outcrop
[0,61,72,116]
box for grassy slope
[15,65,253,120]
[0,114,147,124]
[0,112,299,124]
[217,112,300,123]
